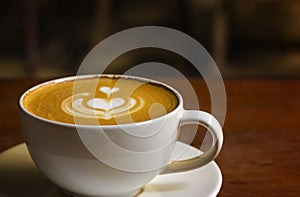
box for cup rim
[19,74,183,129]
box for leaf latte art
[23,76,179,125]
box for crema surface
[23,76,178,125]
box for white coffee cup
[19,75,223,197]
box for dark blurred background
[1,0,300,78]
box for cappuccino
[23,76,178,125]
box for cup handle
[161,110,223,174]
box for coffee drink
[20,75,223,197]
[23,76,178,125]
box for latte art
[23,76,179,125]
[62,86,144,120]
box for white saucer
[0,142,222,197]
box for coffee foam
[61,86,144,120]
[23,76,178,125]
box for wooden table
[0,78,299,196]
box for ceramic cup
[19,75,223,197]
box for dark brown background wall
[1,0,300,78]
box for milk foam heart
[87,98,125,111]
[62,86,141,120]
[90,86,125,111]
